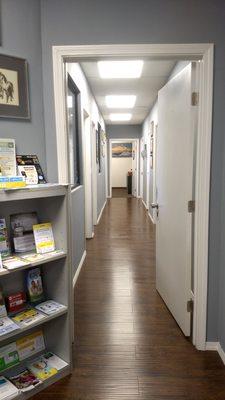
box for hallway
[33,198,225,400]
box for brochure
[0,254,3,271]
[0,219,10,258]
[33,223,55,254]
[0,343,19,372]
[35,301,67,316]
[16,330,45,361]
[0,376,19,400]
[0,139,16,177]
[27,356,57,381]
[17,165,38,185]
[0,287,7,318]
[0,317,19,337]
[10,212,38,254]
[42,352,68,370]
[16,155,46,184]
[9,369,42,392]
[26,268,44,304]
[21,249,65,264]
[5,292,27,315]
[12,308,45,328]
[3,256,30,270]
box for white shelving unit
[0,184,72,398]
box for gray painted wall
[40,0,225,345]
[0,0,46,174]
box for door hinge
[188,200,195,213]
[187,299,194,313]
[191,92,199,106]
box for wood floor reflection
[31,197,225,400]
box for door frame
[52,43,214,350]
[109,138,139,198]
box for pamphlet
[0,287,7,318]
[0,317,19,337]
[16,330,45,361]
[10,212,38,254]
[3,256,30,270]
[16,155,46,184]
[0,139,16,177]
[0,219,10,258]
[5,292,27,315]
[0,343,19,372]
[35,301,67,316]
[0,376,19,399]
[26,268,44,304]
[33,223,55,254]
[42,352,68,370]
[9,369,42,392]
[0,176,25,189]
[21,249,65,264]
[27,356,57,381]
[17,165,38,185]
[12,308,45,328]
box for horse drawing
[0,72,14,103]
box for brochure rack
[0,184,72,398]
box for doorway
[53,44,214,351]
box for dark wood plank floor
[112,188,131,198]
[32,197,225,400]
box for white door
[155,63,196,336]
[131,141,137,197]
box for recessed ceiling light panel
[109,113,132,121]
[98,60,143,79]
[106,95,136,109]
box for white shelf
[0,250,67,277]
[0,184,68,202]
[0,307,68,344]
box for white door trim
[109,138,139,198]
[52,43,214,350]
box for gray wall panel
[71,186,86,275]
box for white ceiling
[80,60,176,125]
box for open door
[155,63,197,336]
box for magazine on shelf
[35,301,67,316]
[0,376,19,400]
[5,292,27,315]
[0,317,19,337]
[0,343,20,372]
[33,223,55,254]
[0,139,16,177]
[42,352,68,370]
[16,330,45,361]
[12,308,45,328]
[3,256,30,270]
[9,369,42,392]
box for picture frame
[0,54,30,119]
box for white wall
[111,157,132,187]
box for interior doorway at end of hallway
[109,138,140,199]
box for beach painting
[112,142,132,158]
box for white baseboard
[73,250,87,288]
[205,341,219,351]
[148,211,155,224]
[97,200,107,224]
[206,341,225,365]
[142,199,148,210]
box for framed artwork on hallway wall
[0,54,30,119]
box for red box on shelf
[5,292,27,314]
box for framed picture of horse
[0,54,30,119]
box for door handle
[151,203,159,209]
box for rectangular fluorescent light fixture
[98,60,143,79]
[106,95,136,109]
[109,113,132,121]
